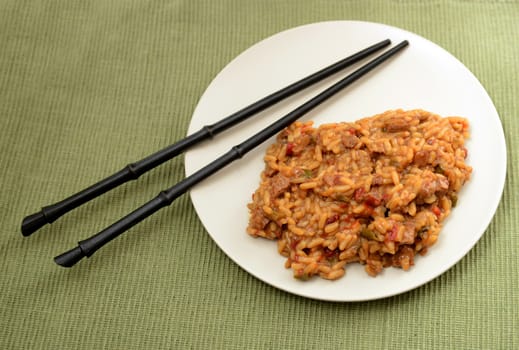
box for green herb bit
[434,164,444,174]
[335,194,348,202]
[303,169,313,178]
[295,272,311,281]
[417,226,429,238]
[450,193,458,207]
[360,229,384,241]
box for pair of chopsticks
[21,39,408,267]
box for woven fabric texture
[1,1,517,349]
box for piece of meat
[419,174,449,198]
[342,134,359,148]
[413,150,429,166]
[269,173,290,198]
[372,174,389,185]
[249,206,269,230]
[400,222,416,244]
[264,167,277,177]
[384,118,409,132]
[392,245,415,270]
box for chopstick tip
[54,246,85,268]
[21,211,48,236]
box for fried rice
[246,109,472,280]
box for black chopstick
[53,40,409,268]
[21,39,391,237]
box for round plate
[185,21,506,301]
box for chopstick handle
[21,127,210,237]
[21,39,391,237]
[54,149,240,267]
[54,40,409,268]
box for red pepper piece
[432,205,441,218]
[354,188,365,202]
[286,142,295,156]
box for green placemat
[1,1,517,349]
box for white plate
[185,21,506,301]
